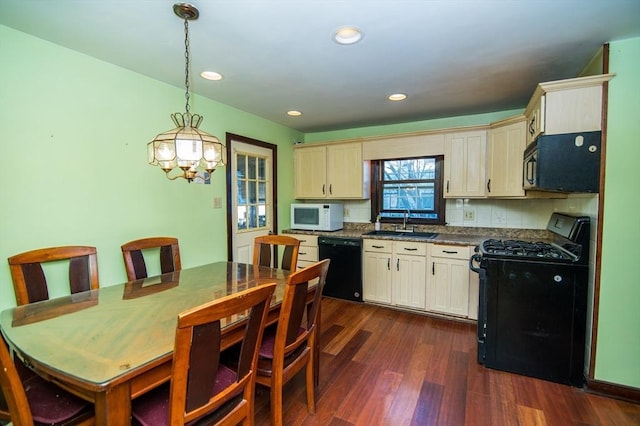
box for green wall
[595,37,640,388]
[0,25,301,310]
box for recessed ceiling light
[200,71,223,81]
[333,26,363,45]
[287,110,302,116]
[388,93,408,101]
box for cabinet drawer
[363,239,393,253]
[430,244,470,260]
[393,241,427,256]
[298,246,318,262]
[295,234,318,246]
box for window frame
[370,155,445,226]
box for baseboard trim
[586,378,640,404]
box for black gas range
[470,213,590,387]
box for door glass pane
[248,205,257,228]
[235,150,270,232]
[237,155,246,178]
[237,180,246,205]
[248,181,257,204]
[237,206,247,230]
[248,156,256,179]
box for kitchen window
[371,156,445,225]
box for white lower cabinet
[283,234,318,270]
[427,244,471,317]
[363,239,427,310]
[363,241,393,304]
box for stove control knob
[554,275,563,283]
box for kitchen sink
[362,230,438,239]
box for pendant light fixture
[147,3,225,182]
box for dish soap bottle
[375,214,381,231]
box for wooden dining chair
[0,333,94,426]
[255,259,329,426]
[253,234,300,271]
[7,246,99,306]
[131,282,276,426]
[121,237,181,281]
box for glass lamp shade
[148,120,225,176]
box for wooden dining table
[0,261,316,425]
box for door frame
[225,133,278,261]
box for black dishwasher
[318,236,363,302]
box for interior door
[226,134,277,263]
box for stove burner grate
[481,239,575,261]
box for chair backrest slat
[186,322,222,412]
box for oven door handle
[469,254,483,273]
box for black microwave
[523,131,601,193]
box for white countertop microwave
[290,203,343,231]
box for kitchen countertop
[284,223,551,247]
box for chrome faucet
[396,209,414,232]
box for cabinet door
[428,257,470,317]
[487,119,526,197]
[526,95,545,145]
[363,251,393,304]
[393,254,427,310]
[294,146,327,198]
[444,131,487,198]
[326,142,365,198]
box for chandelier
[147,3,225,182]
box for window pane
[258,158,266,180]
[382,183,434,210]
[384,158,435,180]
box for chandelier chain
[183,17,191,115]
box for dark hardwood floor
[253,298,640,426]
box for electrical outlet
[344,208,350,217]
[464,210,475,221]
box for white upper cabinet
[487,116,527,198]
[294,142,370,199]
[444,129,487,198]
[525,74,614,144]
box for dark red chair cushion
[132,365,238,426]
[258,325,307,359]
[23,374,90,424]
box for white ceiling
[1,0,639,133]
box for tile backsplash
[342,194,599,230]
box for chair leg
[270,383,283,426]
[306,359,316,414]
